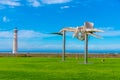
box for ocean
[0,50,119,54]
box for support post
[84,33,88,64]
[62,31,66,61]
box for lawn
[0,57,119,80]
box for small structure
[58,22,103,64]
[12,28,18,54]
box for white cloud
[16,29,119,39]
[0,30,51,38]
[0,31,12,38]
[23,43,120,51]
[0,0,21,7]
[98,27,114,31]
[27,0,72,8]
[0,29,119,51]
[28,0,41,7]
[41,0,72,4]
[87,44,120,51]
[18,30,51,38]
[0,0,72,8]
[60,5,70,9]
[94,27,120,37]
[3,16,10,22]
[0,29,52,50]
[99,30,120,37]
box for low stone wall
[0,53,119,58]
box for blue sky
[0,0,120,52]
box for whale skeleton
[59,22,104,40]
[51,22,104,64]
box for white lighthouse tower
[13,28,18,54]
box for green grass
[0,57,120,80]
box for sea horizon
[0,50,119,54]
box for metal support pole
[84,33,88,64]
[62,31,66,61]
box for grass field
[0,57,120,80]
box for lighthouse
[13,28,18,54]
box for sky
[0,0,120,52]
